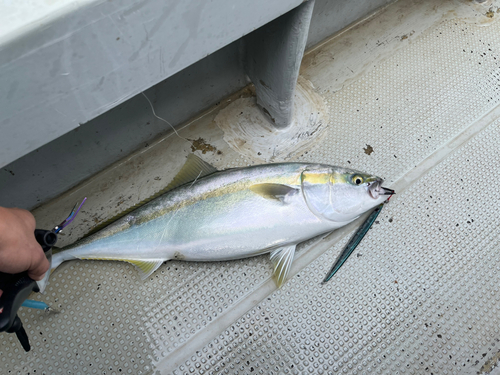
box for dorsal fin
[85,154,218,236]
[164,153,218,191]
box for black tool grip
[0,271,38,332]
[34,229,58,252]
[9,316,31,351]
[0,229,57,351]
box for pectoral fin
[250,184,298,202]
[78,256,166,279]
[269,245,296,287]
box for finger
[28,252,50,281]
[11,208,36,230]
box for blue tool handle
[21,299,50,310]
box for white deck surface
[0,0,303,168]
[2,0,500,374]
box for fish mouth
[368,180,396,199]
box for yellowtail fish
[48,155,393,288]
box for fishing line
[139,94,208,251]
[141,92,190,143]
[189,170,203,187]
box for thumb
[27,250,50,281]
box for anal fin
[126,259,166,279]
[78,256,167,279]
[269,245,296,288]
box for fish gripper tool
[0,229,58,351]
[0,198,85,351]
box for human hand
[0,207,50,281]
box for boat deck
[2,0,500,374]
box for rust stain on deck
[189,138,217,154]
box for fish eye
[352,175,364,185]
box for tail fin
[35,247,65,293]
[50,249,73,271]
[36,248,76,293]
[36,271,51,294]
